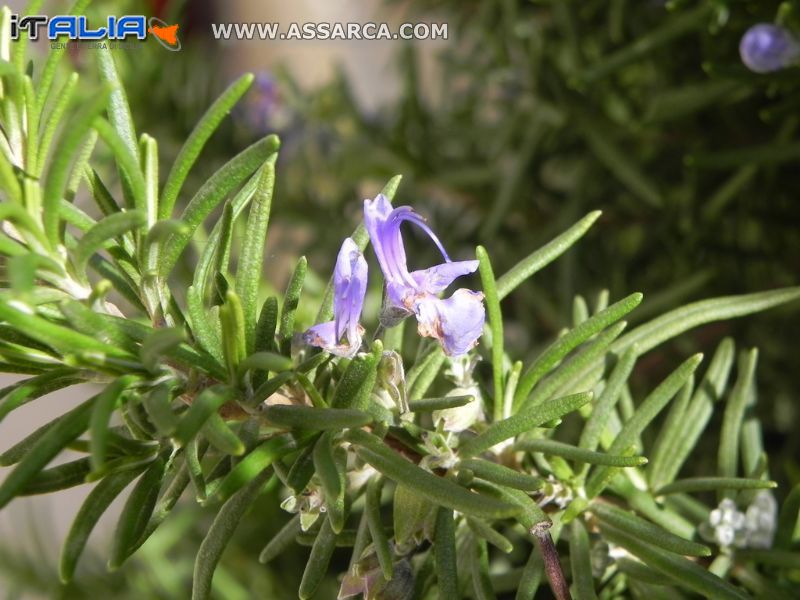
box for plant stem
[534,527,572,600]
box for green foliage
[1,20,799,600]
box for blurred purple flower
[304,237,367,357]
[740,24,800,73]
[364,194,484,356]
[234,72,289,134]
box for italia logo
[9,14,181,51]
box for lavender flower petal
[414,289,485,356]
[304,237,367,358]
[411,260,479,294]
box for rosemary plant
[1,8,799,600]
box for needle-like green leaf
[236,154,278,353]
[518,438,647,467]
[496,211,602,300]
[476,245,504,422]
[0,396,94,507]
[514,293,642,410]
[656,477,776,496]
[460,392,592,459]
[600,522,749,600]
[718,349,758,494]
[159,73,255,219]
[193,469,273,600]
[586,354,702,498]
[59,465,144,582]
[160,135,280,278]
[347,429,519,519]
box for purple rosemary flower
[304,237,367,357]
[364,194,485,356]
[740,24,800,73]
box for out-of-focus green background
[1,0,799,597]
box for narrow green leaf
[611,289,800,361]
[193,468,272,600]
[569,519,597,600]
[263,405,372,431]
[496,211,602,300]
[409,394,474,412]
[108,456,166,569]
[528,319,628,406]
[592,502,711,557]
[331,340,382,411]
[314,432,346,533]
[656,477,776,496]
[459,458,542,491]
[366,476,394,580]
[186,438,208,502]
[408,346,446,401]
[587,354,702,498]
[160,74,255,219]
[286,440,318,494]
[460,391,592,459]
[476,246,504,422]
[160,135,280,278]
[434,507,458,598]
[92,117,147,212]
[173,385,236,447]
[514,293,642,410]
[236,155,277,352]
[517,438,646,467]
[73,210,145,280]
[36,71,78,176]
[646,375,693,487]
[90,375,138,471]
[600,523,749,600]
[20,457,91,495]
[237,351,293,378]
[472,537,496,600]
[298,515,339,600]
[259,514,301,564]
[277,256,307,349]
[59,465,143,582]
[578,346,637,453]
[255,296,279,354]
[96,49,140,164]
[0,396,94,507]
[347,429,519,519]
[468,517,513,553]
[141,134,158,227]
[220,290,247,375]
[208,434,298,504]
[0,369,82,423]
[470,480,550,533]
[42,88,109,244]
[718,349,758,488]
[202,414,245,456]
[186,285,223,362]
[648,338,735,490]
[515,545,544,600]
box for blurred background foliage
[6,0,800,596]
